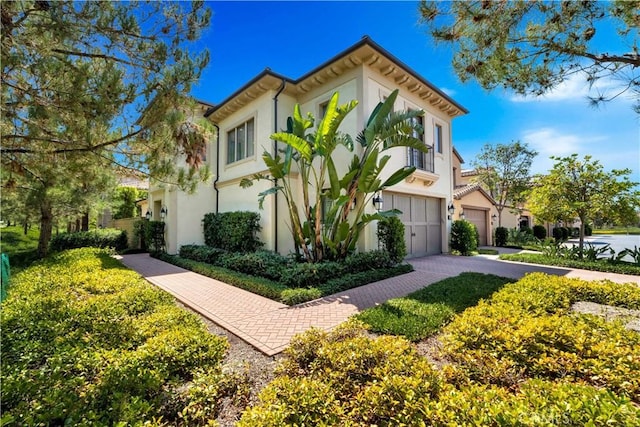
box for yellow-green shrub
[442,273,640,399]
[1,248,229,425]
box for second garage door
[385,193,442,257]
[464,208,488,246]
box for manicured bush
[343,249,394,272]
[239,319,640,426]
[585,223,593,236]
[1,248,231,425]
[552,226,565,242]
[499,252,640,275]
[533,224,547,240]
[494,226,508,247]
[450,219,478,255]
[143,220,165,253]
[49,228,128,252]
[441,273,640,399]
[279,261,345,288]
[318,264,413,296]
[281,288,323,305]
[377,216,407,263]
[219,251,290,281]
[203,211,263,252]
[179,244,226,264]
[519,225,533,235]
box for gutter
[273,78,286,253]
[213,124,220,214]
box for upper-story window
[407,114,435,173]
[319,100,329,119]
[435,123,443,154]
[227,118,254,164]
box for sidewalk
[118,253,639,356]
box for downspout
[213,124,220,214]
[273,78,286,253]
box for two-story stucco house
[148,37,468,256]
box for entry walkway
[118,253,639,356]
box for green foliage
[179,244,226,264]
[317,264,413,296]
[143,220,165,254]
[357,273,513,341]
[494,226,508,247]
[1,1,213,258]
[0,225,40,268]
[500,252,640,275]
[49,228,128,252]
[450,219,478,255]
[552,226,568,242]
[618,246,640,264]
[343,249,395,271]
[1,248,229,425]
[241,89,426,262]
[533,224,547,240]
[507,227,537,247]
[280,261,345,288]
[529,155,639,256]
[203,211,263,252]
[112,187,143,219]
[219,251,290,281]
[442,273,640,400]
[419,1,640,111]
[377,216,407,263]
[239,318,640,425]
[281,288,323,305]
[239,321,443,426]
[584,223,593,236]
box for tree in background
[419,1,640,112]
[1,1,212,257]
[471,141,537,227]
[112,187,146,220]
[527,154,639,257]
[242,89,426,262]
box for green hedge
[450,220,478,255]
[442,273,640,400]
[238,320,639,425]
[499,252,640,275]
[1,248,233,425]
[49,228,128,252]
[203,211,263,252]
[377,216,407,263]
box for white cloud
[520,127,607,174]
[509,72,628,104]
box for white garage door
[385,193,442,257]
[464,208,487,246]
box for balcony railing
[408,146,435,173]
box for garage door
[464,208,487,246]
[385,193,442,257]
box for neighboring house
[452,150,537,245]
[451,149,498,246]
[149,36,468,256]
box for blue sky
[190,1,639,180]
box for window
[227,118,255,164]
[408,115,425,169]
[435,123,443,154]
[319,101,329,119]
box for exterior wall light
[447,202,455,219]
[145,210,152,220]
[460,210,465,220]
[160,206,167,221]
[372,193,383,211]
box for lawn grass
[356,273,514,341]
[592,227,640,235]
[0,225,40,268]
[499,252,640,275]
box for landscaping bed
[0,248,248,426]
[154,245,413,305]
[499,252,640,275]
[241,273,640,425]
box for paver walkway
[118,253,639,356]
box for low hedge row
[49,228,128,252]
[499,252,640,275]
[442,272,640,400]
[239,320,639,425]
[158,251,413,305]
[1,248,236,425]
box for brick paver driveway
[118,253,639,356]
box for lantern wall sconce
[491,213,498,225]
[160,206,168,221]
[145,210,152,220]
[372,193,383,211]
[447,202,455,220]
[460,210,465,220]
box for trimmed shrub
[441,273,640,398]
[494,226,508,247]
[179,244,226,264]
[143,220,165,253]
[533,224,547,240]
[499,252,640,275]
[585,223,593,236]
[281,288,323,305]
[377,216,407,263]
[219,251,290,281]
[1,248,230,425]
[203,211,263,252]
[279,261,344,288]
[519,225,533,235]
[49,228,128,252]
[318,264,413,296]
[450,220,478,255]
[343,250,394,273]
[552,226,567,242]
